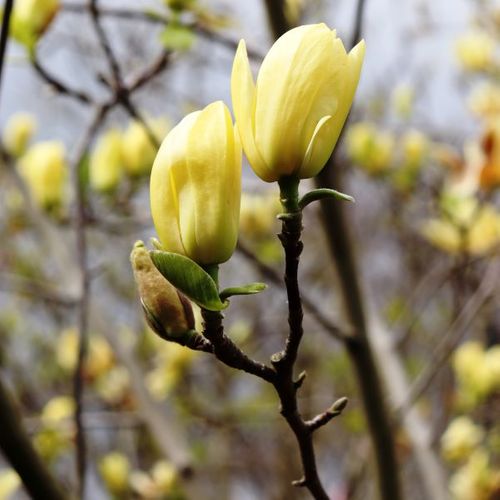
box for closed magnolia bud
[2,112,37,157]
[10,0,59,49]
[150,101,242,264]
[89,128,124,193]
[130,241,195,340]
[232,23,365,182]
[441,417,484,463]
[18,141,67,210]
[122,117,170,177]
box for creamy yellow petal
[231,40,272,181]
[181,101,240,264]
[150,112,200,255]
[254,24,340,174]
[297,115,333,178]
[327,39,366,151]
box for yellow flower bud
[239,191,280,239]
[130,241,195,338]
[18,141,67,211]
[89,128,124,193]
[150,101,242,264]
[10,0,59,49]
[455,31,495,72]
[99,452,130,495]
[2,112,37,157]
[231,23,365,181]
[122,117,170,177]
[401,129,428,170]
[441,416,484,463]
[151,461,177,493]
[469,83,500,119]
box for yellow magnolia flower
[401,129,428,170]
[89,128,124,193]
[18,141,67,210]
[10,0,59,49]
[130,241,195,338]
[99,452,130,495]
[346,122,394,174]
[41,396,74,426]
[122,117,170,177]
[455,31,495,72]
[150,101,241,264]
[231,23,365,182]
[441,416,485,463]
[2,112,37,157]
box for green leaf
[219,283,267,301]
[299,188,354,210]
[160,23,195,51]
[150,250,227,311]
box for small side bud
[330,396,348,414]
[131,241,195,342]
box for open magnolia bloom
[150,101,241,265]
[231,23,365,182]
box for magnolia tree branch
[0,377,68,500]
[71,105,109,498]
[0,0,14,96]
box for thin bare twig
[0,0,13,96]
[71,105,109,498]
[395,261,499,417]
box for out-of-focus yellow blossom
[131,241,195,340]
[56,328,114,380]
[95,366,130,405]
[89,129,123,193]
[2,112,37,157]
[151,461,177,492]
[232,24,365,181]
[146,342,196,400]
[392,84,414,119]
[34,428,71,463]
[401,130,428,169]
[122,117,170,177]
[443,141,483,196]
[346,122,394,174]
[441,416,485,463]
[469,83,500,119]
[421,195,500,256]
[41,396,74,426]
[99,452,130,495]
[452,341,492,408]
[449,449,500,500]
[130,462,179,499]
[483,345,500,393]
[239,191,280,239]
[18,141,67,210]
[455,31,495,72]
[151,101,241,265]
[10,0,59,50]
[0,469,20,500]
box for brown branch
[201,308,276,383]
[71,105,109,498]
[31,55,93,104]
[0,376,68,500]
[0,0,14,97]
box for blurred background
[0,0,499,499]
